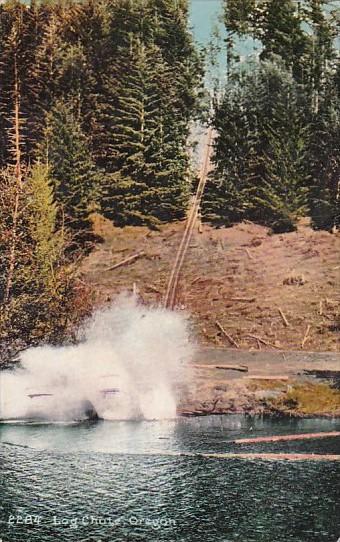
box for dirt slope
[80,215,340,352]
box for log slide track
[164,127,213,309]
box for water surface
[1,416,340,542]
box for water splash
[0,296,194,422]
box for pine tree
[244,119,309,232]
[224,0,257,36]
[0,162,79,346]
[309,68,340,230]
[202,61,310,232]
[201,83,253,226]
[0,1,50,167]
[26,163,63,288]
[40,99,100,238]
[100,38,191,226]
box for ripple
[1,417,340,542]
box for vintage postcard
[0,1,339,541]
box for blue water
[1,416,340,542]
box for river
[1,416,340,542]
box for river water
[1,415,340,542]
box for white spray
[0,296,194,422]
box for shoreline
[180,348,340,418]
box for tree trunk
[4,52,23,303]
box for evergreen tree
[0,163,74,345]
[224,0,256,36]
[258,0,309,80]
[0,1,48,167]
[201,83,254,226]
[202,61,310,231]
[216,0,339,232]
[309,68,340,230]
[26,163,63,289]
[99,38,191,226]
[40,99,100,238]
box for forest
[202,0,340,233]
[0,0,339,355]
[0,0,202,353]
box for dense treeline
[0,0,201,227]
[202,0,340,233]
[0,0,201,351]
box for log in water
[233,431,340,444]
[117,451,340,462]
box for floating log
[233,431,340,445]
[108,251,145,271]
[101,388,120,395]
[120,451,340,462]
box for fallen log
[245,375,289,381]
[246,334,280,349]
[192,363,248,372]
[301,324,311,348]
[216,320,239,348]
[231,297,256,303]
[215,364,248,372]
[278,308,289,327]
[233,431,340,445]
[108,251,145,271]
[245,248,254,260]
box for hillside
[80,215,340,352]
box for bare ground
[81,214,340,352]
[178,349,340,417]
[79,216,340,416]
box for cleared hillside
[80,215,340,352]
